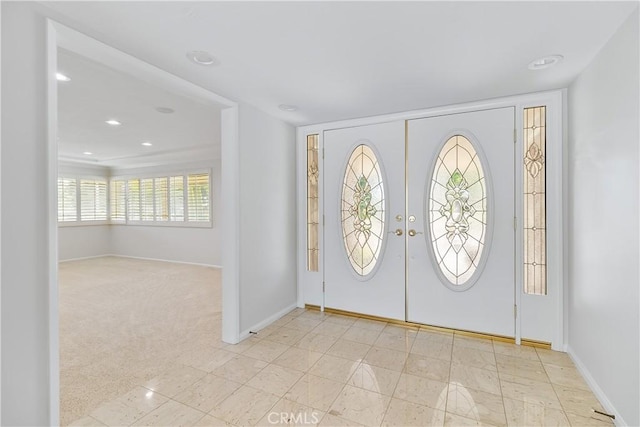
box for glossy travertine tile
[364,346,408,372]
[499,377,562,410]
[536,348,575,367]
[194,414,234,426]
[319,413,364,426]
[247,364,304,396]
[131,400,205,426]
[405,354,451,383]
[211,354,268,384]
[374,331,416,352]
[544,363,590,390]
[295,332,338,353]
[444,412,495,426]
[272,347,323,373]
[450,363,501,396]
[90,387,168,426]
[493,341,538,361]
[326,338,371,361]
[62,258,607,427]
[451,346,497,371]
[143,366,208,398]
[410,339,453,361]
[382,398,445,427]
[564,412,615,426]
[393,373,448,409]
[495,353,549,383]
[209,385,279,426]
[348,363,401,396]
[342,326,382,345]
[454,336,495,352]
[172,374,241,413]
[503,397,570,426]
[330,385,391,426]
[553,385,609,419]
[242,340,290,363]
[447,383,506,426]
[285,374,345,412]
[309,354,359,383]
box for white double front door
[324,108,515,337]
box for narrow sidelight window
[523,106,547,295]
[307,134,320,272]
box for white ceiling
[57,48,220,167]
[46,1,637,126]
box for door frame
[46,20,240,424]
[297,90,565,350]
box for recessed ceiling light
[83,151,93,155]
[56,72,71,82]
[141,142,153,147]
[186,51,220,66]
[279,104,299,112]
[105,119,121,126]
[528,55,564,70]
[155,107,175,114]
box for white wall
[59,226,111,261]
[1,3,50,425]
[238,104,297,334]
[568,9,639,427]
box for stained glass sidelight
[429,135,487,286]
[523,106,547,295]
[341,144,385,276]
[307,135,320,272]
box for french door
[324,108,515,336]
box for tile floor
[63,258,613,427]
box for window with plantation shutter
[80,179,108,221]
[128,179,141,221]
[140,178,154,221]
[169,176,185,222]
[187,173,210,222]
[58,177,77,222]
[154,177,169,221]
[110,180,126,222]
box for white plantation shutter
[140,178,154,221]
[58,177,77,222]
[80,179,107,221]
[169,175,185,221]
[154,177,169,221]
[128,179,141,221]
[187,173,210,222]
[110,180,126,221]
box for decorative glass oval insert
[428,135,488,286]
[341,144,385,277]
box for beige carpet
[59,256,222,425]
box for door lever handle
[388,228,403,236]
[408,229,423,237]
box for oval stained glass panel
[341,144,385,277]
[428,135,488,287]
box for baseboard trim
[566,345,625,427]
[239,303,299,341]
[58,254,111,263]
[105,254,221,269]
